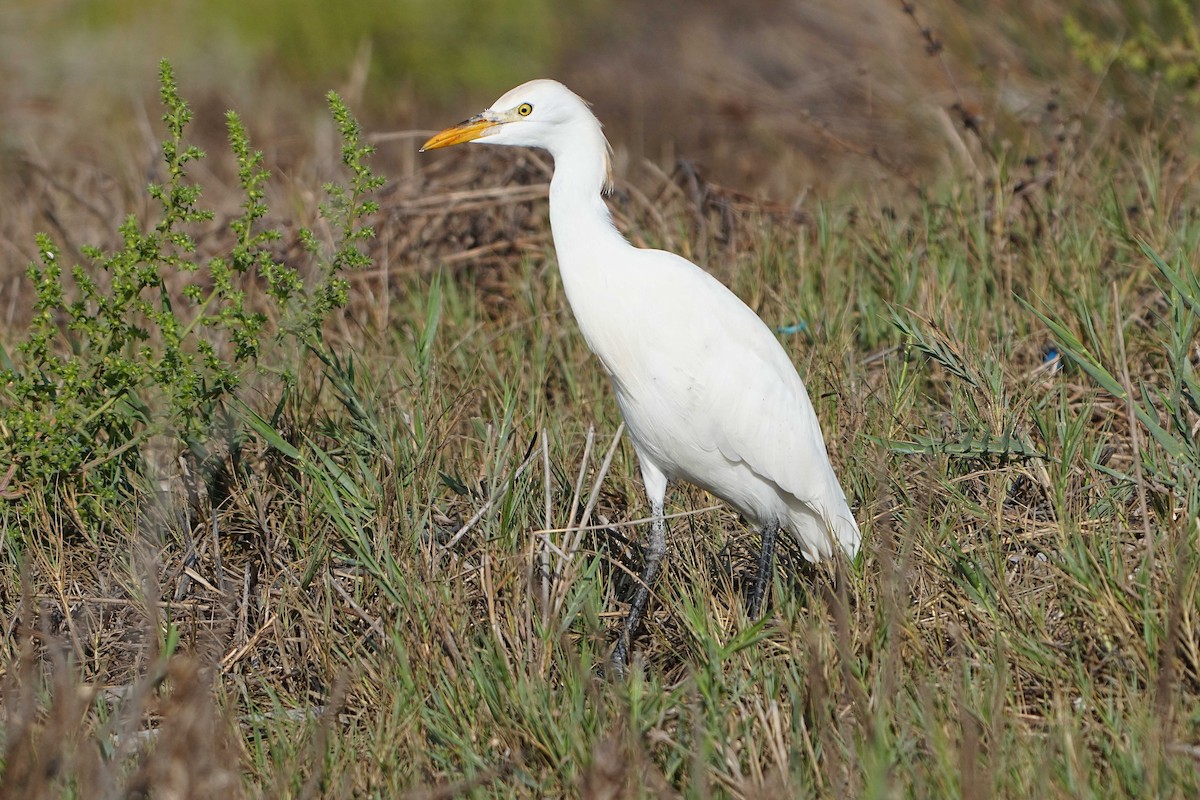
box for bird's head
[421,79,610,180]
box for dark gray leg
[611,507,667,676]
[748,520,779,618]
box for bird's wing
[626,251,840,505]
[591,247,848,512]
[699,321,835,506]
[700,321,863,559]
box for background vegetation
[1,0,1198,797]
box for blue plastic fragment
[1042,346,1062,374]
[777,321,808,335]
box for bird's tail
[826,503,861,559]
[785,492,861,563]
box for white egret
[422,80,861,673]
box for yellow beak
[420,115,497,151]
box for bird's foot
[748,520,779,618]
[607,642,629,679]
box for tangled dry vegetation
[2,5,1200,799]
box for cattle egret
[422,80,861,674]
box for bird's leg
[611,503,667,676]
[748,520,780,618]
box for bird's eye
[517,102,533,117]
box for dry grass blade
[442,443,540,550]
[547,423,624,621]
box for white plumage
[422,79,860,671]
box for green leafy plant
[0,60,382,502]
[294,91,386,341]
[1064,0,1200,100]
[1026,242,1200,517]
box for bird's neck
[544,128,632,369]
[547,127,625,263]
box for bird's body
[422,80,860,670]
[555,222,857,561]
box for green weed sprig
[1065,0,1200,101]
[0,61,382,502]
[294,92,386,343]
